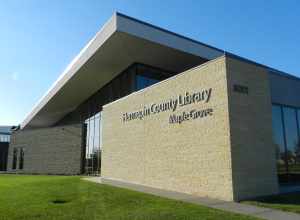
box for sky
[0,0,299,125]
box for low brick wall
[7,124,83,175]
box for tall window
[84,112,102,175]
[298,110,300,132]
[272,105,287,176]
[283,108,299,173]
[12,148,18,170]
[272,104,300,183]
[19,148,24,170]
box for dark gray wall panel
[270,72,300,108]
[0,142,8,171]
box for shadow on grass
[51,199,69,204]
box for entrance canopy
[21,12,224,129]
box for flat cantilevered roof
[21,12,299,129]
[21,12,225,129]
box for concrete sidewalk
[83,177,300,220]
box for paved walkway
[83,177,300,220]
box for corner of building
[224,55,279,201]
[101,56,236,201]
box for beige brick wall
[102,56,235,201]
[101,55,280,201]
[226,57,279,201]
[7,124,83,175]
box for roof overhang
[21,12,224,129]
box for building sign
[169,108,213,124]
[122,88,213,124]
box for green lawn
[0,175,260,220]
[243,192,300,214]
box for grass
[0,175,260,220]
[243,191,300,214]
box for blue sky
[0,0,299,125]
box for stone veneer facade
[226,57,279,201]
[101,55,279,201]
[7,124,83,175]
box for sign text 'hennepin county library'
[122,88,213,124]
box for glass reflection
[136,75,159,91]
[283,107,300,177]
[297,110,300,170]
[272,105,287,176]
[272,105,300,184]
[84,112,102,175]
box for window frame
[272,103,300,182]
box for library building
[7,13,300,201]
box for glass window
[12,148,18,170]
[136,75,159,91]
[295,109,300,174]
[298,110,300,131]
[0,135,10,143]
[99,112,103,148]
[272,105,287,176]
[19,148,24,170]
[134,63,172,91]
[94,113,100,150]
[283,107,299,173]
[84,112,102,175]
